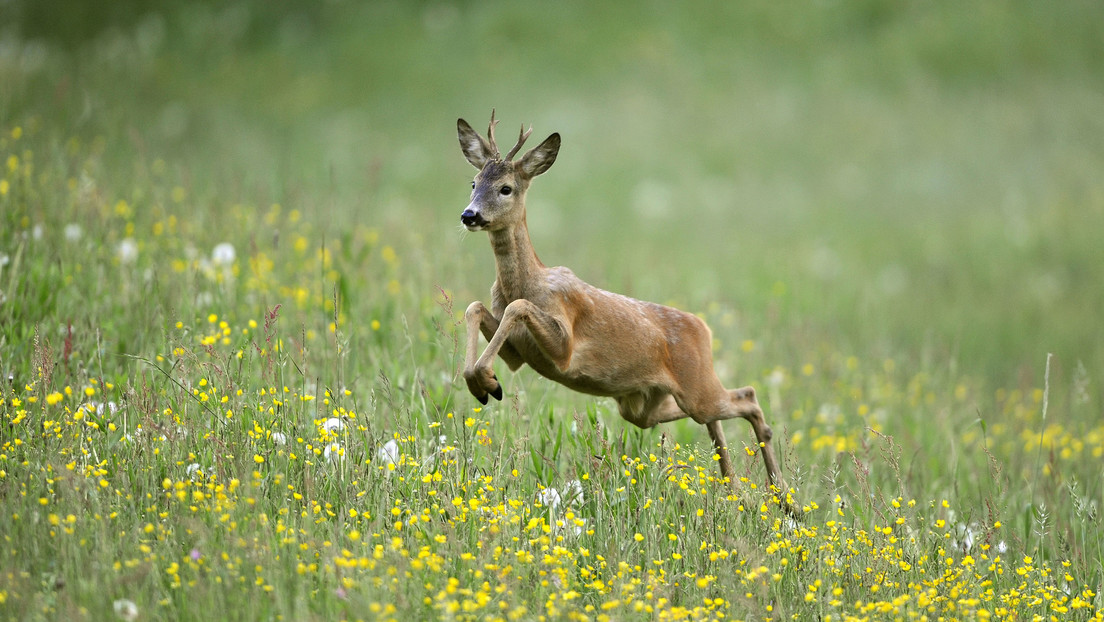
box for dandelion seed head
[562,479,584,506]
[117,237,138,263]
[211,242,236,266]
[377,439,399,467]
[766,367,785,389]
[537,487,562,510]
[324,442,343,463]
[113,598,139,621]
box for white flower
[562,479,584,506]
[377,439,400,467]
[270,431,287,445]
[324,442,343,463]
[996,540,1008,554]
[113,598,138,621]
[955,522,977,553]
[117,237,138,263]
[64,223,82,241]
[33,224,44,240]
[766,367,786,389]
[211,242,236,266]
[322,417,345,433]
[185,463,203,479]
[539,480,584,512]
[537,487,562,510]
[89,401,119,414]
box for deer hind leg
[726,386,787,496]
[619,392,736,491]
[674,381,788,498]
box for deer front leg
[464,302,507,404]
[465,299,572,404]
[464,301,525,370]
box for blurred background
[3,0,1102,394]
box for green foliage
[1,1,1102,620]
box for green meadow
[2,1,1102,620]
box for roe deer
[456,111,789,504]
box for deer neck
[488,217,544,300]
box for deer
[455,110,790,508]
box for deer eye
[500,185,512,196]
[471,181,476,189]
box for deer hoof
[476,394,489,406]
[490,385,503,401]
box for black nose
[461,209,486,227]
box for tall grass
[2,1,1103,619]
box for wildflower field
[2,2,1103,620]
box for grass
[1,1,1103,620]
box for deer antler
[487,109,501,159]
[504,124,534,161]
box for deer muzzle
[461,207,487,230]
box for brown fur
[456,111,790,507]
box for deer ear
[458,119,494,169]
[518,133,560,179]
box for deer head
[457,110,560,231]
